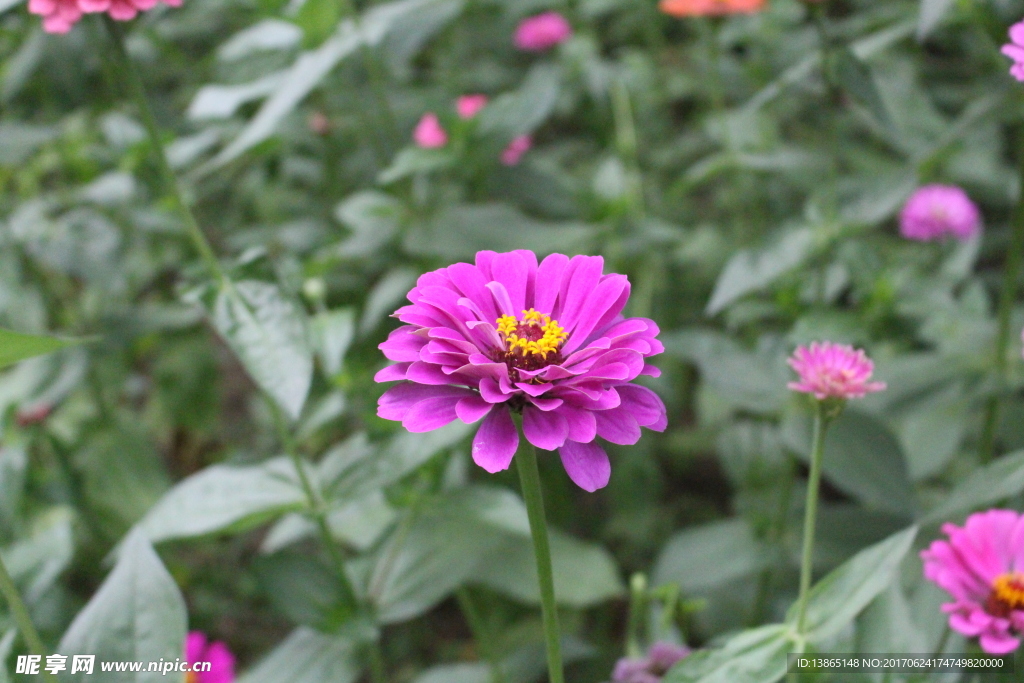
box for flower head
[500,135,532,166]
[1003,22,1024,81]
[413,113,448,149]
[787,341,885,401]
[612,642,690,683]
[376,251,666,492]
[899,185,981,242]
[456,94,488,120]
[185,631,235,683]
[659,0,764,17]
[29,0,182,34]
[514,12,572,52]
[921,510,1024,654]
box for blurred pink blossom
[899,184,981,242]
[413,113,448,148]
[611,642,690,683]
[500,135,532,165]
[514,12,572,52]
[185,631,235,683]
[1003,21,1024,81]
[456,94,488,119]
[29,0,182,34]
[787,341,885,401]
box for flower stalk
[514,427,565,683]
[0,554,57,683]
[794,400,831,638]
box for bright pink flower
[899,185,981,242]
[456,94,488,120]
[185,631,235,683]
[501,135,532,166]
[612,642,690,683]
[514,12,572,52]
[787,341,885,401]
[1003,22,1024,81]
[921,510,1024,655]
[29,0,181,34]
[375,251,666,492]
[412,113,448,149]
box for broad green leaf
[3,508,73,604]
[59,530,187,683]
[922,450,1024,524]
[0,629,14,683]
[832,46,894,131]
[857,582,928,654]
[254,553,352,630]
[653,518,768,592]
[899,389,966,482]
[217,19,302,61]
[383,0,464,73]
[137,458,306,543]
[478,63,561,142]
[261,490,397,553]
[0,328,72,370]
[663,624,792,683]
[0,123,56,167]
[411,663,490,683]
[785,526,917,643]
[295,0,341,47]
[0,0,24,16]
[213,280,313,420]
[359,268,418,336]
[311,309,355,377]
[917,0,956,40]
[332,191,404,257]
[188,74,285,121]
[237,628,359,683]
[377,147,455,185]
[705,228,815,315]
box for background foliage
[3,0,1024,680]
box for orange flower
[659,0,765,17]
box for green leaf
[785,526,917,644]
[377,147,456,185]
[254,553,352,630]
[359,268,419,336]
[663,624,793,683]
[917,0,956,40]
[2,508,74,604]
[311,309,355,377]
[137,457,306,543]
[832,46,894,131]
[59,530,187,683]
[294,0,341,47]
[921,450,1024,524]
[237,628,359,683]
[213,280,313,420]
[652,518,768,592]
[332,191,404,257]
[478,63,561,142]
[411,663,490,683]
[0,328,73,371]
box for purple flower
[1003,21,1024,81]
[899,185,981,242]
[612,642,690,683]
[787,341,886,401]
[514,12,573,52]
[185,631,235,683]
[375,251,667,492]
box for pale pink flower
[787,341,886,401]
[899,185,981,242]
[456,94,488,120]
[413,113,448,149]
[514,12,572,52]
[921,510,1024,655]
[611,642,690,683]
[185,631,235,683]
[500,135,532,166]
[29,0,181,34]
[1003,21,1024,81]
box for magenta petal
[490,251,529,314]
[402,394,464,432]
[558,440,610,492]
[374,363,410,382]
[185,632,207,664]
[473,406,518,473]
[523,405,569,450]
[480,377,512,403]
[457,395,493,424]
[203,641,236,683]
[617,385,668,431]
[562,275,628,354]
[557,404,597,443]
[595,407,641,445]
[535,253,569,313]
[1011,22,1024,47]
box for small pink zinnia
[1003,21,1024,81]
[28,0,182,34]
[921,510,1024,655]
[611,642,690,683]
[185,631,235,683]
[787,341,886,401]
[456,94,488,120]
[501,135,532,166]
[514,12,572,52]
[899,185,981,242]
[412,113,448,149]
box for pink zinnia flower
[28,0,182,34]
[456,94,488,120]
[899,184,981,242]
[611,642,690,683]
[921,510,1024,655]
[514,12,572,52]
[376,251,667,492]
[1003,22,1024,81]
[500,135,532,166]
[787,341,886,401]
[185,631,235,683]
[413,113,448,148]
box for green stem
[625,573,647,658]
[270,405,359,613]
[101,16,225,283]
[368,641,387,683]
[979,140,1024,463]
[794,403,829,637]
[0,554,56,683]
[514,434,564,683]
[456,588,508,683]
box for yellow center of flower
[185,672,199,683]
[987,572,1024,617]
[495,309,568,375]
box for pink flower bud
[413,113,448,149]
[456,94,488,120]
[500,135,532,166]
[514,12,572,52]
